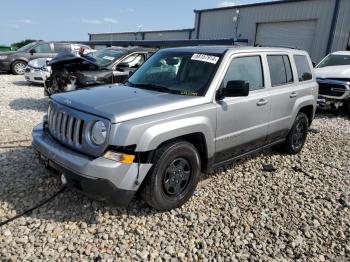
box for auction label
[191,53,219,64]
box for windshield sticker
[181,91,198,96]
[103,56,115,61]
[191,54,219,64]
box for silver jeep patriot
[32,46,318,210]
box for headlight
[0,55,8,60]
[90,121,107,145]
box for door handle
[256,99,268,106]
[290,92,298,98]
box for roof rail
[254,43,300,50]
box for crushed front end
[316,78,350,111]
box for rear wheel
[141,140,201,210]
[11,61,27,75]
[282,112,309,154]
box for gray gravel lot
[0,74,350,261]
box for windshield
[317,54,350,68]
[17,42,37,52]
[127,50,221,96]
[88,48,127,67]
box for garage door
[255,20,317,53]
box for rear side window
[223,56,264,91]
[294,55,312,81]
[54,43,71,53]
[267,55,294,86]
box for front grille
[46,101,111,157]
[318,83,347,97]
[47,103,85,149]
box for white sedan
[24,58,51,85]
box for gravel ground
[0,74,350,261]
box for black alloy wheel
[141,140,201,210]
[282,112,309,154]
[163,157,192,197]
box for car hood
[315,65,350,79]
[52,85,207,123]
[48,49,99,68]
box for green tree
[11,39,39,49]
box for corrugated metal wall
[88,0,349,61]
[90,30,193,42]
[144,31,192,40]
[90,33,139,41]
[331,0,350,52]
[197,0,336,62]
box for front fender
[136,116,215,157]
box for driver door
[215,54,270,163]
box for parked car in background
[33,46,317,210]
[24,47,92,85]
[0,41,92,75]
[315,51,350,113]
[24,58,52,84]
[44,47,155,96]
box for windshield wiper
[132,83,174,93]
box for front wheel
[11,61,27,75]
[141,140,201,210]
[282,112,309,154]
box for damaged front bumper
[32,123,152,206]
[317,78,350,110]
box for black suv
[0,41,91,75]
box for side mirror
[222,80,249,97]
[117,62,129,68]
[129,71,134,77]
[29,49,36,55]
[312,62,316,68]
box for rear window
[267,55,294,86]
[294,55,312,81]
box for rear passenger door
[265,53,313,142]
[265,54,295,142]
[215,54,270,163]
[31,43,55,59]
[53,43,71,54]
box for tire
[11,61,27,75]
[282,112,309,154]
[141,140,201,210]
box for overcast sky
[0,0,275,45]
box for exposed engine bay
[44,50,126,96]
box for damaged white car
[315,51,350,114]
[24,58,52,84]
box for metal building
[88,0,350,62]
